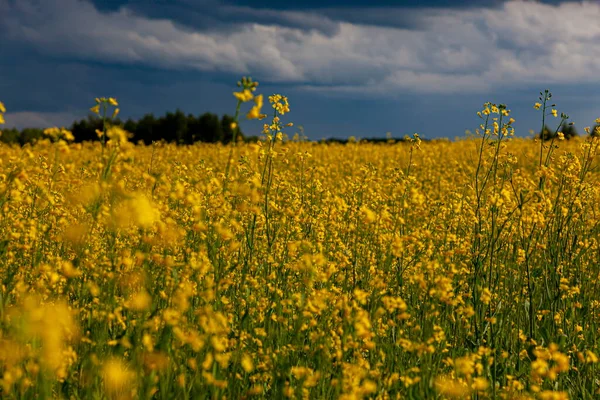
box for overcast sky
[2,0,600,139]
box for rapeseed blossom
[0,79,599,399]
[0,101,5,132]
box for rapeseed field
[0,84,600,399]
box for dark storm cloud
[3,0,600,96]
[103,0,341,36]
[3,0,600,138]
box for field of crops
[1,89,600,399]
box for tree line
[0,110,261,145]
[1,110,599,145]
[537,121,579,141]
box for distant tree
[560,122,578,140]
[123,118,138,139]
[0,127,20,144]
[221,114,243,143]
[186,114,200,144]
[6,110,250,145]
[539,122,578,141]
[538,124,554,141]
[134,114,157,144]
[175,109,190,144]
[71,115,103,143]
[19,128,44,145]
[158,110,188,144]
[244,135,260,143]
[197,113,223,143]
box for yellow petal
[0,101,5,113]
[233,90,253,102]
[247,106,260,120]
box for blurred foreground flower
[0,101,6,134]
[44,127,75,142]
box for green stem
[223,99,243,192]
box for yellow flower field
[0,88,600,399]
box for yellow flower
[435,375,470,398]
[247,94,264,119]
[0,99,5,127]
[126,290,152,311]
[247,106,260,120]
[106,126,130,144]
[586,350,599,363]
[254,94,263,108]
[233,89,253,102]
[269,94,290,115]
[359,205,377,224]
[241,354,254,373]
[21,298,79,375]
[471,377,489,391]
[60,261,81,278]
[90,104,100,115]
[112,108,120,119]
[43,127,59,139]
[63,129,75,141]
[132,194,159,228]
[44,127,75,142]
[551,109,558,117]
[534,102,542,110]
[102,358,134,394]
[108,97,119,106]
[112,193,159,229]
[539,391,569,400]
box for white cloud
[2,0,600,94]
